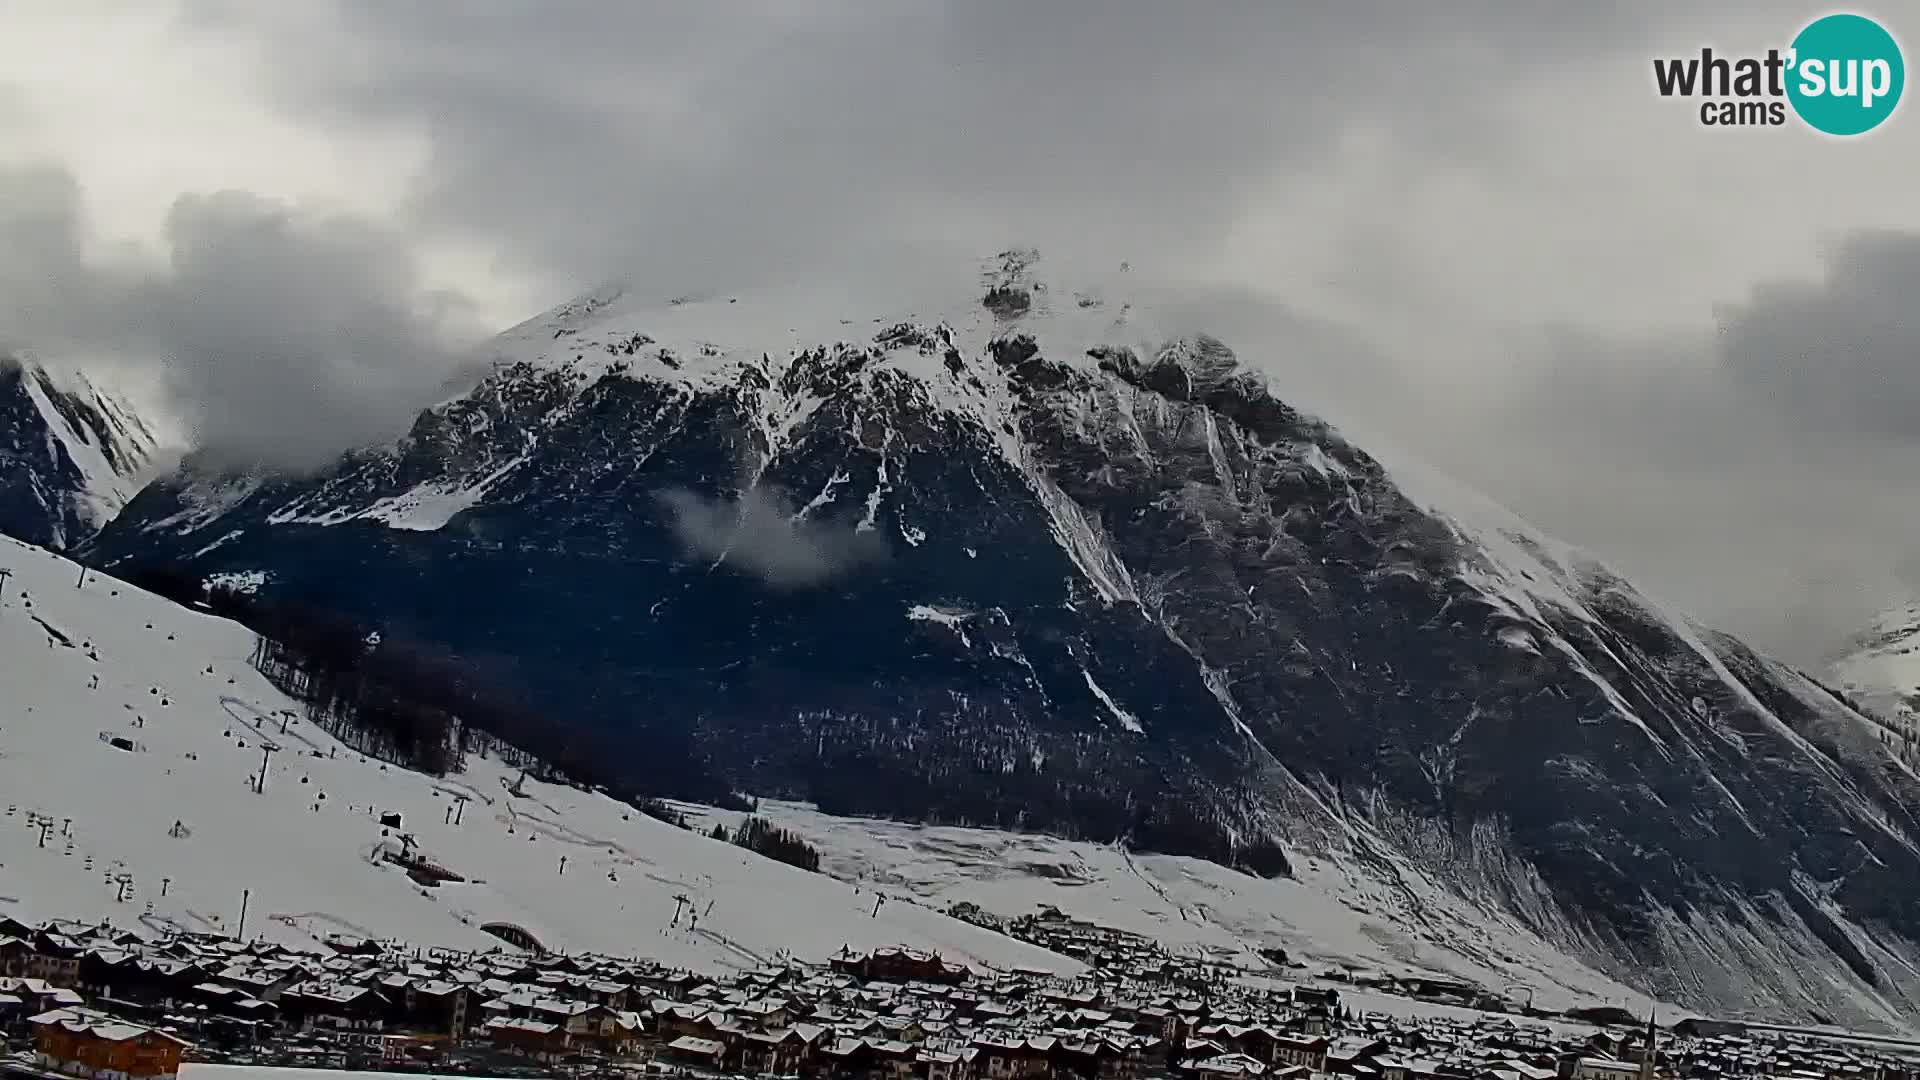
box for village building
[1568,1056,1643,1080]
[28,1006,191,1080]
[0,909,1911,1080]
[832,946,973,986]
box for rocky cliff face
[0,353,163,549]
[86,254,1920,1028]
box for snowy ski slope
[0,535,1079,977]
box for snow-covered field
[0,536,1077,977]
[671,801,1658,1016]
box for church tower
[1637,1008,1660,1080]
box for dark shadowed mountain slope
[87,254,1920,1028]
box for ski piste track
[221,696,325,755]
[269,910,384,944]
[487,796,790,963]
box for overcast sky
[2,1,1918,666]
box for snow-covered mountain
[1835,604,1920,726]
[84,251,1920,1029]
[0,352,165,550]
[0,533,1079,976]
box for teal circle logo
[1786,13,1904,135]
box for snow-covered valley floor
[670,802,1656,1019]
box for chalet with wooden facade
[29,1006,191,1080]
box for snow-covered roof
[28,1006,189,1046]
[667,1035,725,1055]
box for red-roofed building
[29,1006,191,1079]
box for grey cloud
[186,0,1682,300]
[0,85,34,144]
[0,165,478,470]
[1379,248,1920,667]
[657,485,889,589]
[1716,230,1920,440]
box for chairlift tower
[255,741,281,794]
